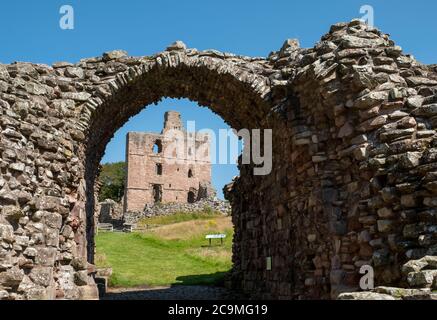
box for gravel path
[102,285,244,300]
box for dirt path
[102,285,244,300]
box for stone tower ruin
[123,111,214,213]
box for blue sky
[1,1,436,198]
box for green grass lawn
[95,216,233,288]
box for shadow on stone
[100,271,246,300]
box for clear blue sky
[1,1,436,198]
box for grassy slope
[95,215,233,288]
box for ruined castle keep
[1,20,437,300]
[123,111,213,213]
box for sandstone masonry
[123,198,231,225]
[124,111,213,213]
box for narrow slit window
[156,163,162,175]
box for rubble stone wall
[0,21,437,299]
[124,110,213,213]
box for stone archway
[1,20,437,300]
[79,40,280,273]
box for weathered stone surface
[377,220,394,233]
[406,77,437,87]
[402,256,437,274]
[35,248,57,267]
[355,91,389,109]
[407,270,437,288]
[71,257,87,271]
[78,284,99,300]
[375,286,431,299]
[373,249,390,266]
[29,267,53,287]
[412,104,437,117]
[0,290,9,299]
[340,35,387,49]
[166,41,187,51]
[103,50,128,61]
[57,265,79,299]
[399,152,422,169]
[124,198,230,225]
[123,112,216,213]
[339,285,437,300]
[74,271,88,286]
[0,267,24,287]
[65,67,84,79]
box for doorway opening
[152,184,162,203]
[93,99,245,299]
[156,163,163,176]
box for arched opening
[82,54,282,300]
[188,168,193,178]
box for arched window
[152,140,162,154]
[188,169,193,178]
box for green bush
[98,162,126,202]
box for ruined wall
[227,20,437,299]
[0,20,436,300]
[124,111,212,213]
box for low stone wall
[123,198,231,225]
